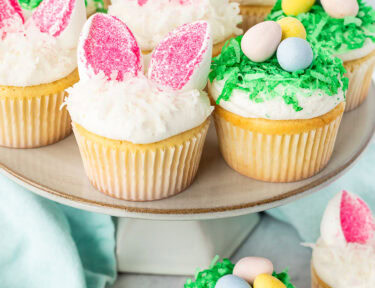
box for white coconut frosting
[335,38,375,62]
[312,238,375,288]
[66,74,213,144]
[209,79,344,120]
[108,0,242,51]
[0,24,77,87]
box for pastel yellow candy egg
[282,0,316,16]
[254,274,287,288]
[277,17,306,40]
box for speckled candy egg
[254,274,286,288]
[321,0,359,18]
[277,37,313,72]
[215,275,252,288]
[282,0,315,16]
[233,257,274,284]
[277,17,306,40]
[241,21,282,63]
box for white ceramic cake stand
[0,88,374,275]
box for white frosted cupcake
[209,24,347,182]
[66,14,213,201]
[0,0,86,148]
[311,191,375,288]
[108,0,242,57]
[267,0,375,111]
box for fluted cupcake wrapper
[0,91,71,148]
[344,50,375,112]
[73,120,210,201]
[213,105,344,183]
[239,5,273,31]
[311,265,331,288]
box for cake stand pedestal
[116,214,260,275]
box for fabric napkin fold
[268,141,375,242]
[0,175,116,288]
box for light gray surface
[113,215,311,288]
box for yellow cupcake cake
[0,0,86,148]
[208,21,347,182]
[66,14,213,201]
[232,0,276,30]
[107,0,243,57]
[267,0,375,112]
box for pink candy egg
[321,0,359,18]
[241,21,282,63]
[233,257,274,284]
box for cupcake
[85,0,110,15]
[311,191,375,288]
[208,21,347,182]
[185,256,295,288]
[267,0,375,112]
[107,0,243,57]
[66,14,213,201]
[232,0,276,30]
[0,0,86,148]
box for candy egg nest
[209,35,348,112]
[267,0,375,55]
[184,256,296,288]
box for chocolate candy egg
[277,17,306,40]
[277,37,313,72]
[282,0,315,16]
[215,275,251,288]
[241,21,282,63]
[254,274,286,288]
[321,0,359,18]
[233,257,274,284]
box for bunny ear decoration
[31,0,86,48]
[148,21,212,91]
[321,191,375,246]
[78,13,143,82]
[0,0,24,32]
[340,191,375,244]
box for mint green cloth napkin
[0,175,117,288]
[268,141,375,242]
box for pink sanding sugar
[83,14,142,81]
[149,21,208,90]
[0,0,24,31]
[340,191,375,244]
[32,0,74,37]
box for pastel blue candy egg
[215,275,252,288]
[276,37,313,72]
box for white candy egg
[241,21,282,63]
[321,0,359,18]
[233,257,274,284]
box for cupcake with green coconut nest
[208,20,347,183]
[267,0,375,111]
[185,256,296,288]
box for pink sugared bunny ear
[148,21,212,91]
[31,0,86,48]
[340,191,375,244]
[0,0,24,32]
[78,13,143,82]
